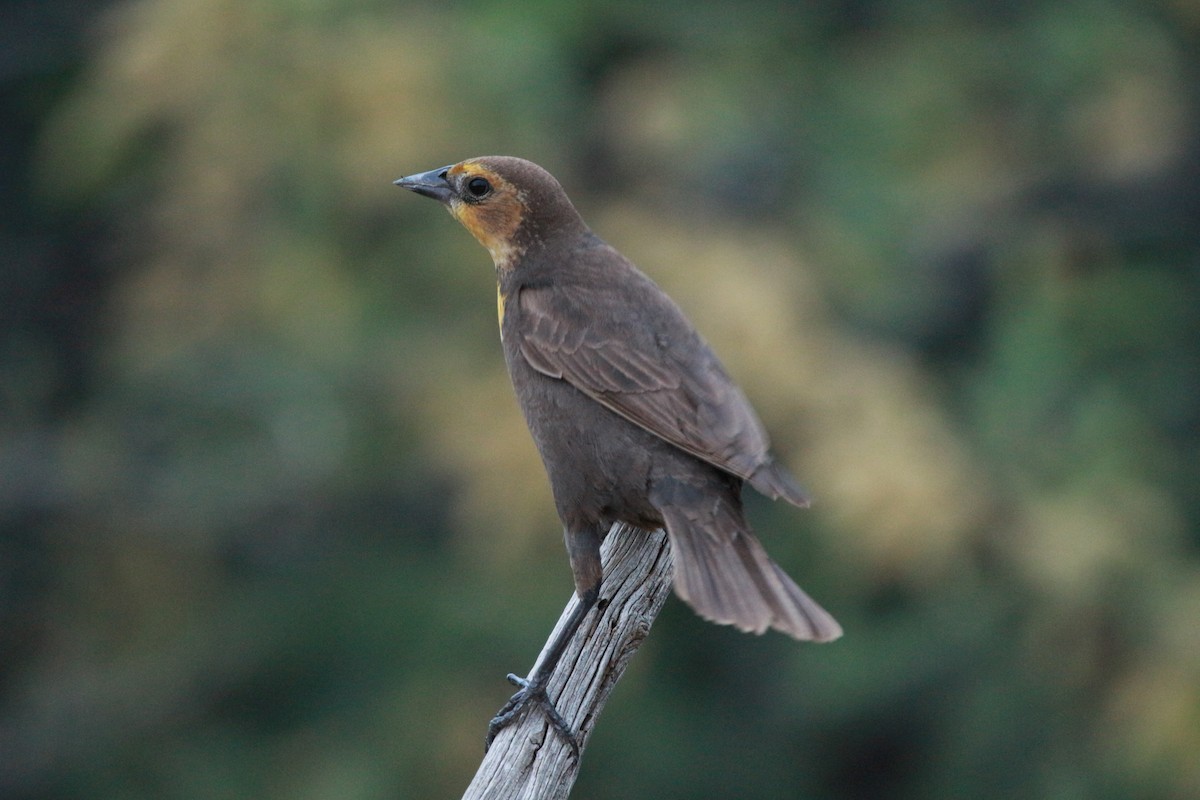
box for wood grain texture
[461,524,674,800]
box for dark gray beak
[393,165,455,203]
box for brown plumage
[394,156,841,751]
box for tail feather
[659,502,841,643]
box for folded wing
[515,280,808,506]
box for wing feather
[515,280,772,484]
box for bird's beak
[393,166,455,203]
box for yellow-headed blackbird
[395,156,840,752]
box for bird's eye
[466,177,492,198]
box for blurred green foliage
[3,0,1199,798]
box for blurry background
[3,1,1199,798]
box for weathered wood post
[461,524,674,800]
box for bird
[394,156,841,753]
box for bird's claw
[484,673,580,757]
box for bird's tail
[653,484,841,643]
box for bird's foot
[485,673,580,757]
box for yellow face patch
[446,162,526,270]
[496,286,506,339]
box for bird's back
[500,238,807,506]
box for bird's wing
[514,280,774,484]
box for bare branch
[462,524,674,800]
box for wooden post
[461,524,674,800]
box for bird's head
[394,156,586,271]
